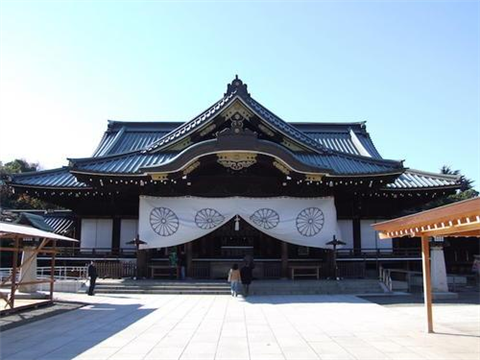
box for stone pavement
[0,301,84,331]
[1,293,478,360]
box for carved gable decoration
[217,152,257,171]
[221,101,253,122]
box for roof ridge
[145,92,237,152]
[69,150,144,165]
[404,168,461,180]
[239,94,330,154]
[10,166,71,179]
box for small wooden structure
[373,197,480,333]
[0,222,78,313]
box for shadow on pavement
[242,294,372,305]
[1,301,155,360]
[360,291,480,306]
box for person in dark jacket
[87,261,97,296]
[240,263,253,297]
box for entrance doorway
[193,217,281,260]
[147,217,331,279]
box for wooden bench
[290,266,320,280]
[150,265,178,279]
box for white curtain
[139,196,338,249]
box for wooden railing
[337,248,421,258]
[38,247,137,258]
[337,262,366,278]
[35,247,424,261]
[94,261,137,278]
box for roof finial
[225,75,250,97]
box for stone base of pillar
[431,245,449,293]
[19,247,38,293]
[432,291,458,300]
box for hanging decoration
[139,196,338,249]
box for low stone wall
[38,280,86,293]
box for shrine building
[8,76,462,279]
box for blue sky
[0,0,479,188]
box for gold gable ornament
[217,152,257,171]
[183,161,201,176]
[150,173,169,181]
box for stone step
[96,285,230,290]
[95,289,230,295]
[92,280,385,295]
[92,280,384,295]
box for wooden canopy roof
[0,222,78,241]
[373,197,480,239]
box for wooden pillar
[353,218,361,255]
[281,241,289,279]
[10,237,19,309]
[137,249,148,278]
[112,218,121,254]
[421,235,434,333]
[186,242,193,278]
[50,240,56,301]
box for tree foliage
[0,159,39,175]
[0,159,58,210]
[411,166,479,212]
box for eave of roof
[9,167,90,189]
[384,169,460,190]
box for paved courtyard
[1,293,479,360]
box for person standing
[228,263,241,297]
[87,261,97,296]
[240,262,253,297]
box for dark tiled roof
[242,96,331,154]
[15,213,54,232]
[386,170,459,189]
[44,216,74,235]
[296,153,401,175]
[6,78,460,191]
[68,147,401,176]
[92,121,180,157]
[145,93,237,152]
[72,152,178,174]
[93,120,382,159]
[11,168,89,188]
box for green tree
[0,159,56,210]
[410,166,479,213]
[0,159,39,175]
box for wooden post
[50,239,56,301]
[352,217,361,256]
[10,237,19,309]
[186,242,193,278]
[281,241,289,278]
[421,235,434,333]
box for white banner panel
[139,196,338,249]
